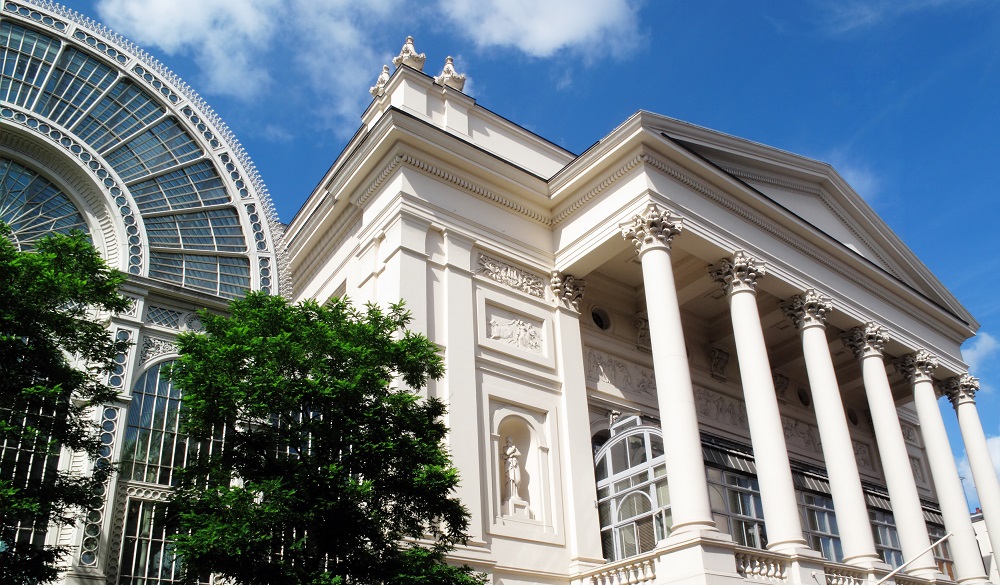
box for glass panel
[609,439,628,475]
[0,157,89,250]
[595,455,608,482]
[144,208,246,253]
[636,515,656,553]
[655,479,670,507]
[617,492,652,521]
[106,117,203,182]
[0,22,60,107]
[34,46,117,127]
[649,434,664,459]
[618,523,638,559]
[627,434,647,467]
[73,79,164,151]
[148,252,251,299]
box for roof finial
[369,64,391,97]
[392,36,426,71]
[433,56,466,92]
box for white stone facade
[287,58,1000,585]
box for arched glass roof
[0,1,288,298]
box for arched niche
[490,405,551,530]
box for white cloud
[437,0,642,58]
[817,0,974,34]
[93,0,640,133]
[96,0,280,97]
[825,150,880,201]
[963,332,1000,376]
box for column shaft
[948,376,1000,571]
[623,205,717,536]
[712,254,808,553]
[845,325,937,575]
[905,355,988,584]
[639,244,715,533]
[786,292,881,566]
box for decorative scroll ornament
[621,204,682,254]
[434,56,466,91]
[140,336,179,363]
[392,36,426,71]
[709,347,730,381]
[781,289,832,330]
[771,372,790,402]
[894,349,938,383]
[842,322,888,359]
[709,251,765,295]
[369,64,391,97]
[941,373,979,407]
[550,271,585,312]
[477,253,544,297]
[633,312,651,351]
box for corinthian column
[782,292,882,567]
[896,352,988,584]
[622,204,716,535]
[709,253,808,553]
[943,374,1000,570]
[842,325,937,576]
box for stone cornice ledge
[354,151,550,225]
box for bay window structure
[594,417,671,561]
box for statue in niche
[503,436,521,501]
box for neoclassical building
[1,3,999,585]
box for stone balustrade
[574,551,657,585]
[735,547,788,582]
[824,562,869,585]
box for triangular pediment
[630,113,974,327]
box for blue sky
[66,0,1000,509]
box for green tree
[168,292,485,585]
[0,224,129,583]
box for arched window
[594,416,671,561]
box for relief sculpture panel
[484,305,544,354]
[585,348,656,400]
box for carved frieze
[140,336,179,363]
[909,456,926,482]
[633,312,651,352]
[695,387,748,430]
[782,416,822,455]
[477,253,545,298]
[772,372,789,402]
[486,310,543,354]
[853,441,874,471]
[709,347,730,381]
[900,422,920,446]
[585,348,656,399]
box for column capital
[941,373,979,407]
[781,289,832,330]
[621,203,682,254]
[709,251,765,296]
[894,349,939,383]
[842,323,889,360]
[550,271,585,312]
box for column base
[652,530,743,585]
[767,539,822,558]
[842,554,892,571]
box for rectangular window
[799,491,843,562]
[927,524,955,580]
[707,467,767,549]
[869,509,903,568]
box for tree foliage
[168,292,485,585]
[0,224,129,583]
